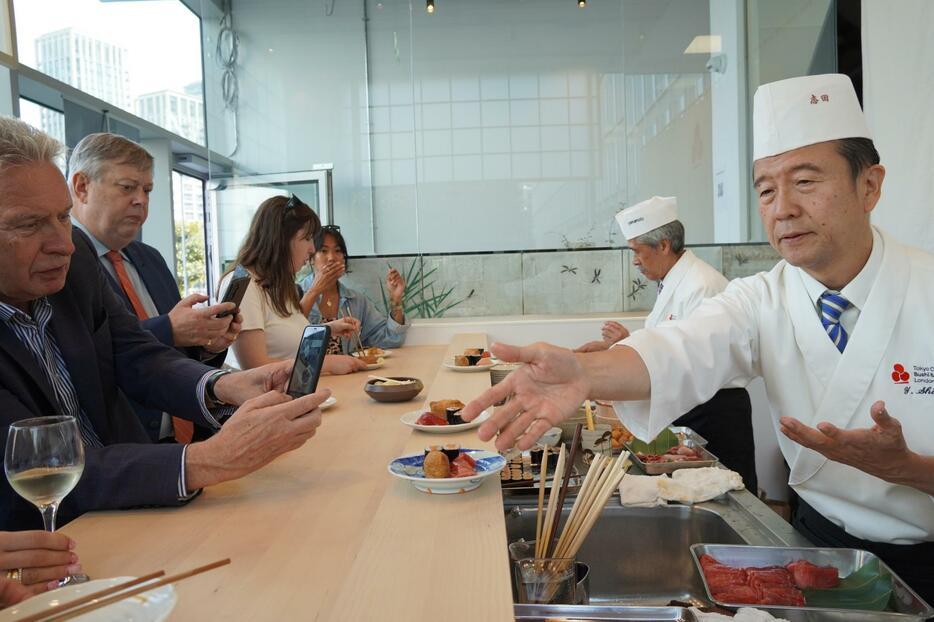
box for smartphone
[286,325,331,398]
[217,275,250,318]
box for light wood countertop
[61,334,515,621]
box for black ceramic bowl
[363,377,424,402]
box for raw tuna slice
[786,560,840,589]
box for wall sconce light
[426,0,435,14]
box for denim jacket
[301,278,408,354]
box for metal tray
[668,426,708,447]
[626,440,719,475]
[690,544,933,621]
[514,604,697,621]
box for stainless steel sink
[505,502,746,607]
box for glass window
[172,171,208,297]
[18,98,66,171]
[13,0,206,145]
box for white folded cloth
[690,607,790,622]
[618,467,744,507]
[657,467,744,504]
[618,474,665,507]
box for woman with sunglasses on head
[299,225,409,355]
[220,196,366,374]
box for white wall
[863,0,934,253]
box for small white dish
[0,576,176,622]
[388,449,506,494]
[320,396,337,410]
[443,360,497,373]
[363,360,385,371]
[399,408,491,433]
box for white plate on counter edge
[352,349,392,359]
[363,360,385,370]
[388,449,506,494]
[0,576,176,622]
[399,408,491,433]
[442,360,498,372]
[320,396,337,410]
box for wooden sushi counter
[60,334,515,621]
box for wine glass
[5,416,87,585]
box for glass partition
[199,0,833,318]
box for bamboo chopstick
[534,447,549,552]
[543,424,582,559]
[343,303,365,353]
[15,572,166,622]
[39,559,231,622]
[537,444,565,559]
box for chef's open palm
[463,342,590,451]
[779,401,911,482]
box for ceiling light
[426,0,435,14]
[578,0,586,7]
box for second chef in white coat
[579,196,758,491]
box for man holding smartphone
[69,133,241,443]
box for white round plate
[364,360,385,371]
[388,449,506,494]
[443,360,497,373]
[352,349,392,359]
[320,396,337,410]
[399,408,491,433]
[0,576,176,622]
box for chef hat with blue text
[615,196,678,240]
[753,73,872,161]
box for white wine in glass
[5,416,87,585]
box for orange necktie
[105,250,195,444]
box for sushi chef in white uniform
[463,73,934,604]
[577,197,758,492]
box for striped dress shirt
[0,298,198,499]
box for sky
[13,0,204,98]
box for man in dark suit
[69,133,237,442]
[0,116,328,531]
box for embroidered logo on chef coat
[892,364,910,384]
[896,363,934,395]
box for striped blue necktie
[819,290,852,353]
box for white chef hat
[753,73,872,161]
[615,196,678,240]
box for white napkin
[690,607,791,622]
[618,474,666,507]
[657,467,744,504]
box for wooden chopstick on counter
[15,572,166,622]
[34,559,231,622]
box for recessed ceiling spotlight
[427,0,435,14]
[578,0,586,7]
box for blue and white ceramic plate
[0,576,176,622]
[388,449,506,494]
[399,408,491,433]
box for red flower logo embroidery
[891,364,910,384]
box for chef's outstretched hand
[779,401,932,491]
[461,342,590,451]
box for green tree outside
[175,220,208,296]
